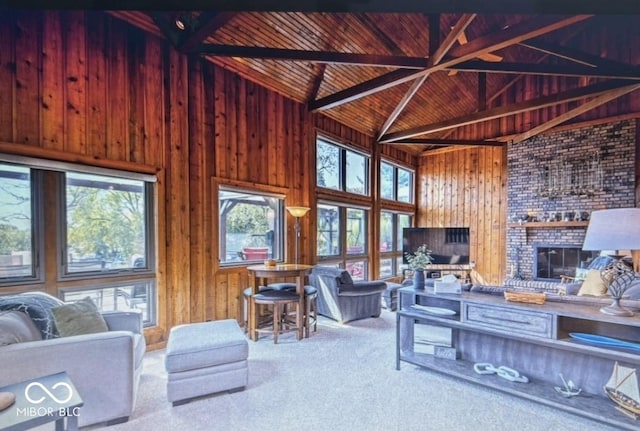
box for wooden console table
[395,287,640,430]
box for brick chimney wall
[506,119,637,280]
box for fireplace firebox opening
[534,245,599,281]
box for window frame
[380,159,415,204]
[59,171,156,280]
[379,210,413,278]
[216,180,288,267]
[0,153,158,327]
[0,163,44,286]
[316,200,370,280]
[316,136,370,197]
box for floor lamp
[286,206,310,264]
[582,208,640,317]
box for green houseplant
[405,244,433,289]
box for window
[379,211,412,277]
[219,186,285,265]
[63,172,152,276]
[380,160,414,203]
[0,163,40,283]
[317,202,368,280]
[316,137,369,196]
[61,279,156,326]
[0,157,157,327]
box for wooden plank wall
[417,146,507,286]
[0,11,336,348]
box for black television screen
[402,227,470,265]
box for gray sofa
[308,266,387,323]
[0,292,145,427]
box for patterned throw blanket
[0,292,64,339]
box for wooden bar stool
[251,290,301,343]
[242,286,273,334]
[270,283,318,338]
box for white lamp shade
[286,206,310,218]
[582,208,640,251]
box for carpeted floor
[86,310,618,431]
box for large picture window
[0,163,39,282]
[218,186,285,265]
[0,156,157,327]
[316,138,369,196]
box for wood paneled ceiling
[110,10,640,154]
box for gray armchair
[0,293,145,427]
[309,266,387,323]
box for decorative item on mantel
[582,208,640,317]
[404,244,433,290]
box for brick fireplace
[506,119,637,281]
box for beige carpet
[86,310,617,431]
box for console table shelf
[395,287,640,430]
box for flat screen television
[402,227,470,265]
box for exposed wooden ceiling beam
[379,79,638,142]
[309,14,592,111]
[377,13,476,139]
[510,83,640,143]
[195,44,432,68]
[307,64,327,102]
[178,12,236,52]
[447,60,640,80]
[518,39,634,69]
[151,12,182,47]
[385,138,504,146]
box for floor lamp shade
[287,206,310,264]
[286,207,311,218]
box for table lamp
[582,208,640,316]
[286,206,310,264]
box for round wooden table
[246,264,313,341]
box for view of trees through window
[0,163,33,279]
[0,161,157,326]
[380,161,413,203]
[316,138,368,195]
[66,172,148,273]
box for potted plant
[405,244,433,289]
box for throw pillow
[0,292,65,339]
[0,310,43,346]
[51,297,109,337]
[577,270,609,297]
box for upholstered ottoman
[164,319,248,405]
